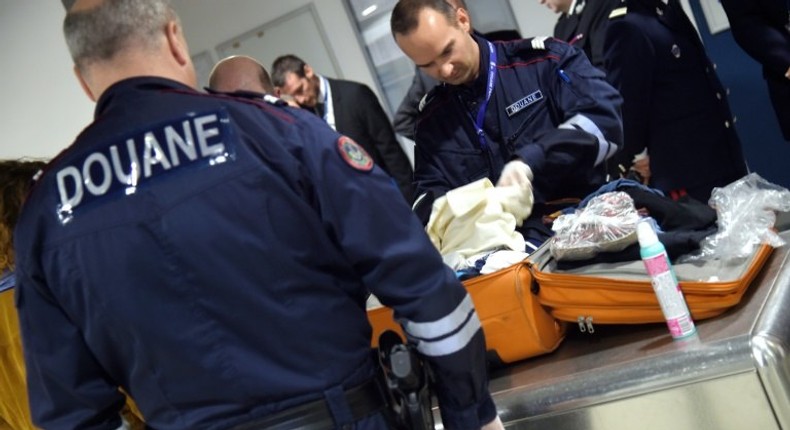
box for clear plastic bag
[550,191,640,261]
[680,173,790,262]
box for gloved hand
[496,159,533,188]
[481,415,505,430]
[630,152,651,185]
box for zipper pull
[586,316,595,334]
[577,316,587,333]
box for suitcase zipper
[532,244,772,296]
[577,316,595,333]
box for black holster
[378,331,435,430]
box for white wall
[172,0,379,96]
[0,1,607,160]
[0,2,94,160]
[509,1,558,38]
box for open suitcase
[367,260,566,364]
[529,241,774,332]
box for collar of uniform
[459,32,491,98]
[95,77,196,119]
[205,87,266,101]
[624,0,667,13]
[0,270,14,294]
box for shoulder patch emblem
[337,136,373,172]
[609,7,627,19]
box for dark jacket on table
[604,0,748,202]
[328,77,416,202]
[554,0,621,71]
[720,0,790,140]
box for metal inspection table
[479,231,790,430]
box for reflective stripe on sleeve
[402,294,475,340]
[559,113,617,166]
[402,294,482,357]
[414,312,482,357]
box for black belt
[229,379,387,430]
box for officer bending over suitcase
[14,0,502,429]
[391,0,623,249]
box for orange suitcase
[529,241,774,332]
[367,260,566,364]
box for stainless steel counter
[481,233,790,430]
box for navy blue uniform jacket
[326,77,416,202]
[720,0,790,139]
[414,34,623,209]
[13,77,494,430]
[604,0,748,201]
[554,0,621,71]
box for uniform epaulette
[609,7,627,19]
[529,36,551,50]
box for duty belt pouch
[367,260,566,365]
[529,241,774,330]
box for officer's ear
[303,64,315,79]
[74,65,96,102]
[456,7,472,33]
[165,20,190,68]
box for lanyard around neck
[473,41,497,151]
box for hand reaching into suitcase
[482,415,505,430]
[496,159,533,188]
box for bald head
[209,56,274,94]
[70,0,103,11]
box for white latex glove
[631,149,650,184]
[481,415,505,430]
[496,160,533,188]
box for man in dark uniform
[392,0,522,141]
[14,1,501,429]
[541,0,621,71]
[604,0,748,202]
[720,0,790,141]
[271,54,416,204]
[391,0,623,247]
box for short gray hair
[64,0,176,71]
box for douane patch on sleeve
[337,136,373,172]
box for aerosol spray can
[637,220,697,339]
